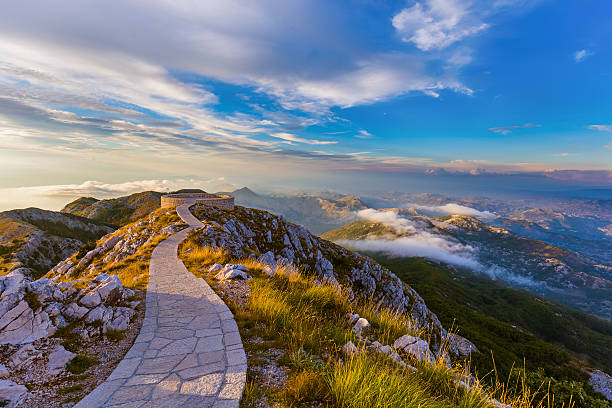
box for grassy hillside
[61,191,163,226]
[61,189,207,227]
[0,208,112,277]
[372,255,611,406]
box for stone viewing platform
[161,193,235,210]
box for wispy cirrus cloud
[488,123,541,135]
[574,49,593,63]
[269,132,337,145]
[589,124,611,132]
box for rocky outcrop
[589,370,612,402]
[0,379,29,408]
[0,272,138,345]
[49,212,186,281]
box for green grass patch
[57,384,83,395]
[66,355,98,374]
[105,329,125,341]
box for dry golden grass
[178,240,574,408]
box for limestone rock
[393,335,435,364]
[342,341,359,356]
[447,333,478,357]
[0,364,8,378]
[80,290,101,308]
[85,305,112,324]
[63,302,89,321]
[215,264,250,280]
[258,251,276,267]
[0,379,29,408]
[9,344,41,369]
[96,275,123,304]
[104,307,134,332]
[46,345,76,375]
[352,318,370,336]
[589,369,612,401]
[208,264,223,274]
[0,301,56,345]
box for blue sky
[0,0,611,209]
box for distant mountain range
[54,186,612,318]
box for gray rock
[208,264,223,274]
[0,301,56,345]
[352,318,370,336]
[104,307,133,332]
[588,369,612,401]
[63,302,89,321]
[9,344,40,369]
[57,281,73,289]
[0,364,7,379]
[0,379,29,407]
[258,251,276,267]
[393,335,435,364]
[94,273,110,283]
[342,341,359,356]
[0,301,29,332]
[96,275,123,304]
[54,315,69,328]
[215,268,249,281]
[122,287,135,300]
[46,345,76,375]
[262,266,275,277]
[85,305,112,324]
[447,333,478,357]
[80,290,101,308]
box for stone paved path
[76,202,246,407]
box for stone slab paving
[76,202,246,407]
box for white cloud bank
[341,208,482,269]
[339,208,542,287]
[406,203,497,219]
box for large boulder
[104,307,134,332]
[394,335,435,364]
[85,305,113,325]
[46,345,76,375]
[0,379,29,408]
[0,302,56,345]
[80,290,101,308]
[96,275,123,304]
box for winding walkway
[76,202,246,407]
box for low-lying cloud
[340,209,482,269]
[339,208,543,288]
[406,203,497,219]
